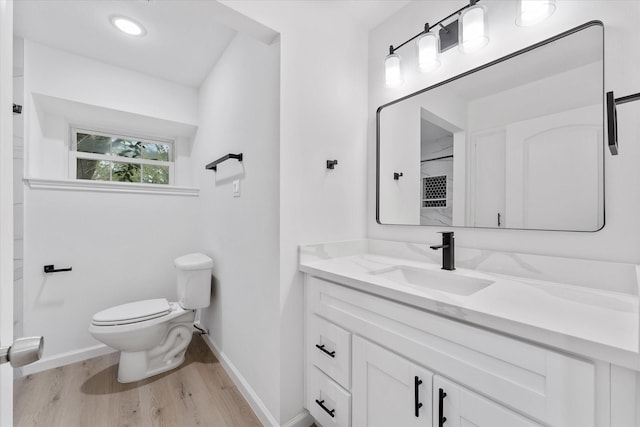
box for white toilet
[89,253,213,383]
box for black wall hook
[12,103,22,115]
[326,160,338,169]
[394,172,403,180]
[44,265,72,274]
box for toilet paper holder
[44,264,72,274]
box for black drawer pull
[315,399,335,418]
[414,376,423,417]
[438,388,447,426]
[315,344,336,358]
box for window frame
[69,127,175,185]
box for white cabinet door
[433,376,541,427]
[352,336,433,427]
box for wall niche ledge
[24,177,199,197]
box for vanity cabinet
[304,275,596,427]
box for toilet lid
[92,298,171,326]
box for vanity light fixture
[516,0,556,27]
[110,15,146,37]
[384,49,404,88]
[384,0,488,88]
[458,3,489,53]
[416,29,441,73]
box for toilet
[89,253,213,383]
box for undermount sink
[370,265,494,296]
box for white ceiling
[14,0,410,89]
[340,0,411,30]
[14,0,240,88]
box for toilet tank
[174,253,213,309]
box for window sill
[24,178,199,197]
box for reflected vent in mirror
[423,175,447,208]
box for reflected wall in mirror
[377,22,604,231]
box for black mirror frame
[376,21,605,232]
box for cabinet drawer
[308,366,351,427]
[309,314,351,389]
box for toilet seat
[92,298,171,326]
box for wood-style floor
[14,334,263,427]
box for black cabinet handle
[315,344,335,358]
[414,376,423,417]
[315,399,335,418]
[438,388,447,426]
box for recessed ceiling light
[110,15,146,37]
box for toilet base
[117,323,193,383]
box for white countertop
[299,240,640,370]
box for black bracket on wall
[326,160,338,169]
[44,265,72,274]
[205,153,243,172]
[394,172,403,180]
[607,90,640,155]
[12,103,22,115]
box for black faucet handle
[433,231,455,270]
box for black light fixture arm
[388,0,479,54]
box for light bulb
[384,53,403,88]
[417,32,441,73]
[110,16,146,37]
[459,5,489,53]
[516,0,556,27]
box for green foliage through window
[74,130,172,185]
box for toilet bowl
[89,253,213,383]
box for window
[70,128,174,185]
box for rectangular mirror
[377,22,604,231]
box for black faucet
[429,231,455,271]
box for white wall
[21,41,200,362]
[192,33,281,420]
[218,1,370,424]
[368,1,640,266]
[0,0,14,423]
[23,190,199,358]
[24,41,198,127]
[13,38,24,340]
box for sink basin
[370,265,493,296]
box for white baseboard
[19,344,116,377]
[201,335,313,427]
[281,410,313,427]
